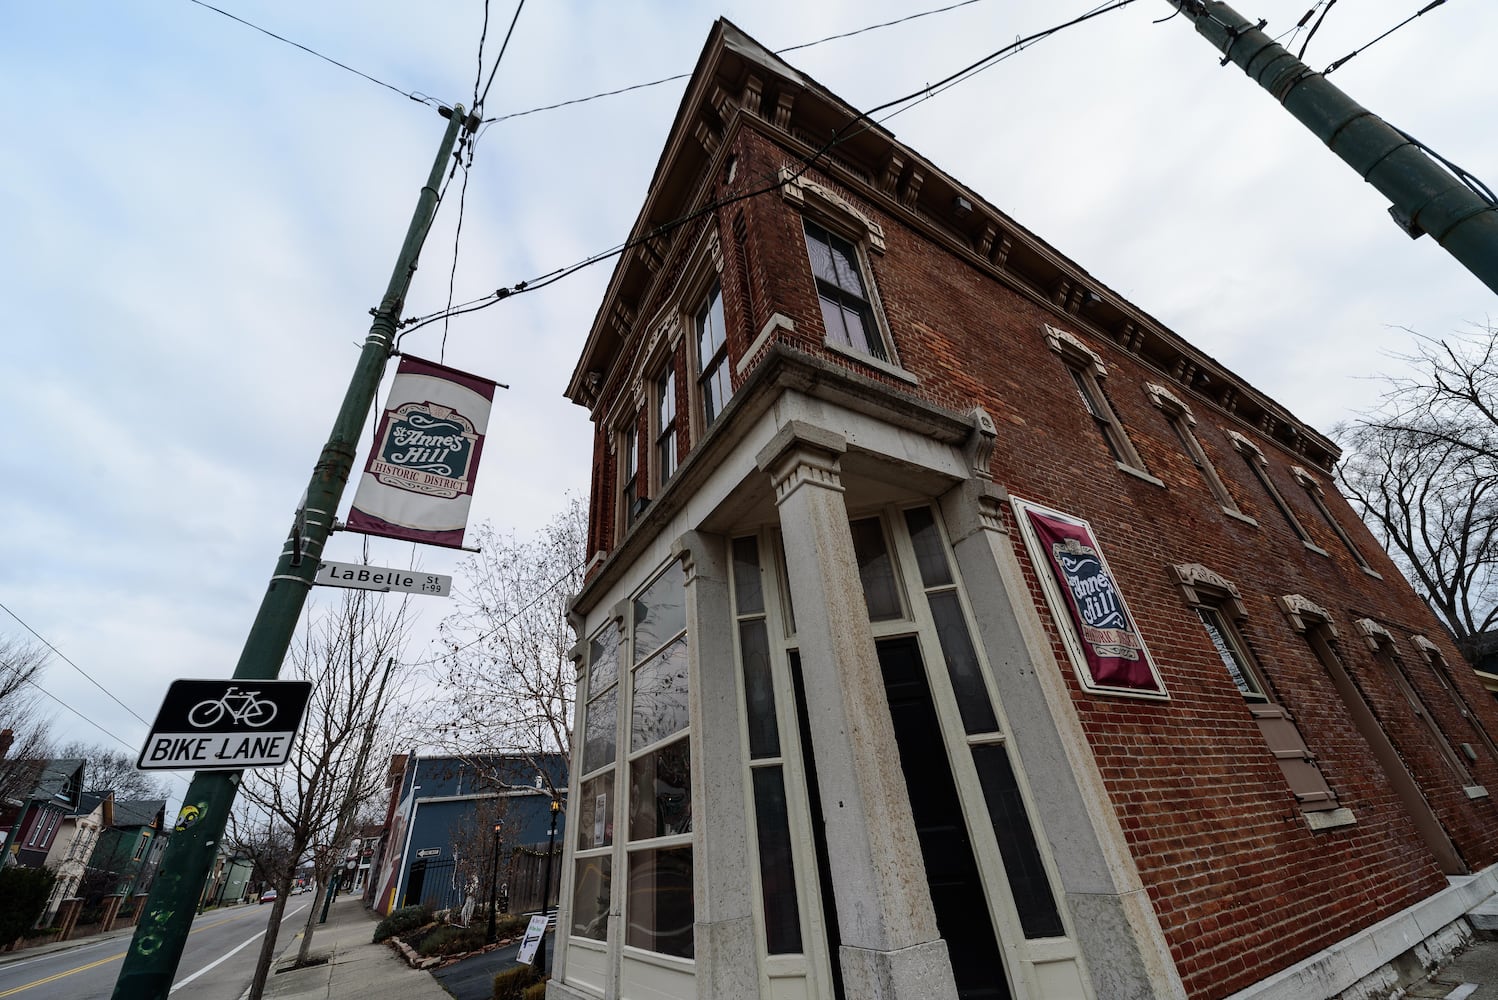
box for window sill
[825,339,919,385]
[1302,541,1331,558]
[1221,507,1258,527]
[1115,463,1165,488]
[1360,565,1384,580]
[1464,785,1489,800]
[738,313,795,376]
[1304,806,1357,831]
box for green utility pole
[1165,0,1498,294]
[111,103,468,1000]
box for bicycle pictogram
[187,686,278,729]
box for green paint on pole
[111,104,467,1000]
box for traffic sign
[314,561,451,597]
[416,848,441,859]
[517,915,549,964]
[138,679,313,770]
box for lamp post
[486,824,502,944]
[532,798,560,975]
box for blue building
[373,753,567,916]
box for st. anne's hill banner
[346,355,496,549]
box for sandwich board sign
[517,915,549,964]
[138,679,313,770]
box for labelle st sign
[138,679,313,770]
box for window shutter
[1248,703,1339,810]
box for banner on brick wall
[345,356,496,549]
[1011,496,1168,700]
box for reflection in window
[631,638,690,752]
[626,847,695,958]
[581,686,619,777]
[740,619,780,759]
[850,517,902,621]
[634,563,686,662]
[576,772,615,851]
[629,739,692,840]
[1197,607,1264,700]
[656,366,678,485]
[972,744,1065,939]
[753,768,803,954]
[697,282,732,427]
[570,857,612,941]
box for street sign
[137,679,313,771]
[517,915,549,964]
[314,560,451,597]
[416,848,441,859]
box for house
[372,753,568,916]
[40,789,114,922]
[83,799,166,903]
[549,20,1498,1000]
[0,757,85,868]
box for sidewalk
[257,895,451,1000]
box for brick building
[550,21,1498,1000]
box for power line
[1297,0,1339,60]
[184,0,445,110]
[481,0,991,126]
[1323,0,1449,75]
[476,0,527,114]
[405,557,587,669]
[0,600,153,728]
[399,0,1139,337]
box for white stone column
[755,420,958,1000]
[672,532,762,999]
[938,460,1185,1000]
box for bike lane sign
[137,679,314,770]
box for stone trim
[1290,465,1321,493]
[778,166,886,252]
[754,420,848,503]
[737,312,794,376]
[1353,617,1396,653]
[1043,323,1106,376]
[963,407,998,483]
[1144,382,1194,423]
[1170,563,1248,619]
[1276,594,1339,638]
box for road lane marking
[169,903,308,995]
[0,902,308,997]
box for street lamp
[532,798,560,975]
[486,824,502,944]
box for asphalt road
[0,900,312,1000]
[431,936,551,1000]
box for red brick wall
[582,121,1498,998]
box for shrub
[372,903,434,943]
[0,867,58,947]
[493,914,527,941]
[492,964,541,1000]
[416,924,487,957]
[520,981,548,1000]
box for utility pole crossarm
[1165,0,1498,294]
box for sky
[2,0,1495,813]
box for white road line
[169,903,309,995]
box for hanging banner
[1011,497,1167,700]
[346,356,496,549]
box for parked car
[259,888,277,905]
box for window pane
[582,687,617,775]
[626,847,695,959]
[697,284,726,362]
[577,772,616,850]
[841,303,881,359]
[570,856,612,941]
[752,767,803,954]
[740,619,780,759]
[827,233,866,297]
[971,743,1064,939]
[775,531,796,636]
[634,563,686,662]
[590,626,620,696]
[631,637,691,751]
[804,222,838,285]
[1197,608,1262,698]
[629,737,693,840]
[904,507,954,588]
[928,592,999,734]
[703,361,731,427]
[850,518,902,621]
[732,536,764,615]
[819,294,851,348]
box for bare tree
[237,588,417,999]
[447,794,515,925]
[1337,325,1498,645]
[434,496,588,795]
[0,636,54,806]
[55,742,170,801]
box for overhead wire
[1,600,153,728]
[398,0,1141,339]
[480,0,991,127]
[1322,0,1448,75]
[1296,0,1338,59]
[184,0,444,109]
